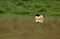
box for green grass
[0,0,60,17]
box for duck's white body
[35,15,44,23]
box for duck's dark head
[35,14,40,16]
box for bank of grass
[0,0,60,17]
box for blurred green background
[0,0,60,18]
